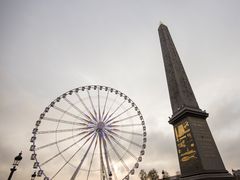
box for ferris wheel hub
[96,121,105,131]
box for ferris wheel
[30,85,147,180]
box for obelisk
[158,23,233,180]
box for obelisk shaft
[158,24,199,114]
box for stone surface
[158,23,199,114]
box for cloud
[207,91,240,170]
[1,0,240,179]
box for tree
[139,169,147,180]
[161,170,170,180]
[147,169,159,180]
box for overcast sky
[1,0,240,179]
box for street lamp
[8,152,23,180]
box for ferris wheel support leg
[70,134,97,180]
[102,136,112,179]
[99,134,108,180]
[86,136,98,180]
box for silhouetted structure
[232,170,240,180]
[158,23,233,180]
[8,152,22,180]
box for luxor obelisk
[158,23,233,180]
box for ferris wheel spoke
[108,114,139,126]
[103,95,118,121]
[51,133,95,179]
[63,97,95,124]
[104,100,125,123]
[107,133,138,161]
[42,117,87,126]
[86,135,98,180]
[36,130,90,151]
[40,130,95,167]
[104,133,130,172]
[70,133,97,180]
[97,88,102,121]
[75,92,97,122]
[87,90,98,120]
[109,123,142,128]
[38,127,93,134]
[102,90,109,119]
[110,128,142,137]
[106,129,142,148]
[105,106,133,124]
[53,106,93,125]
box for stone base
[180,172,234,180]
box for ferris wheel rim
[30,85,147,180]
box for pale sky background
[1,0,240,179]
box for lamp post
[8,152,22,180]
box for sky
[1,0,240,179]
